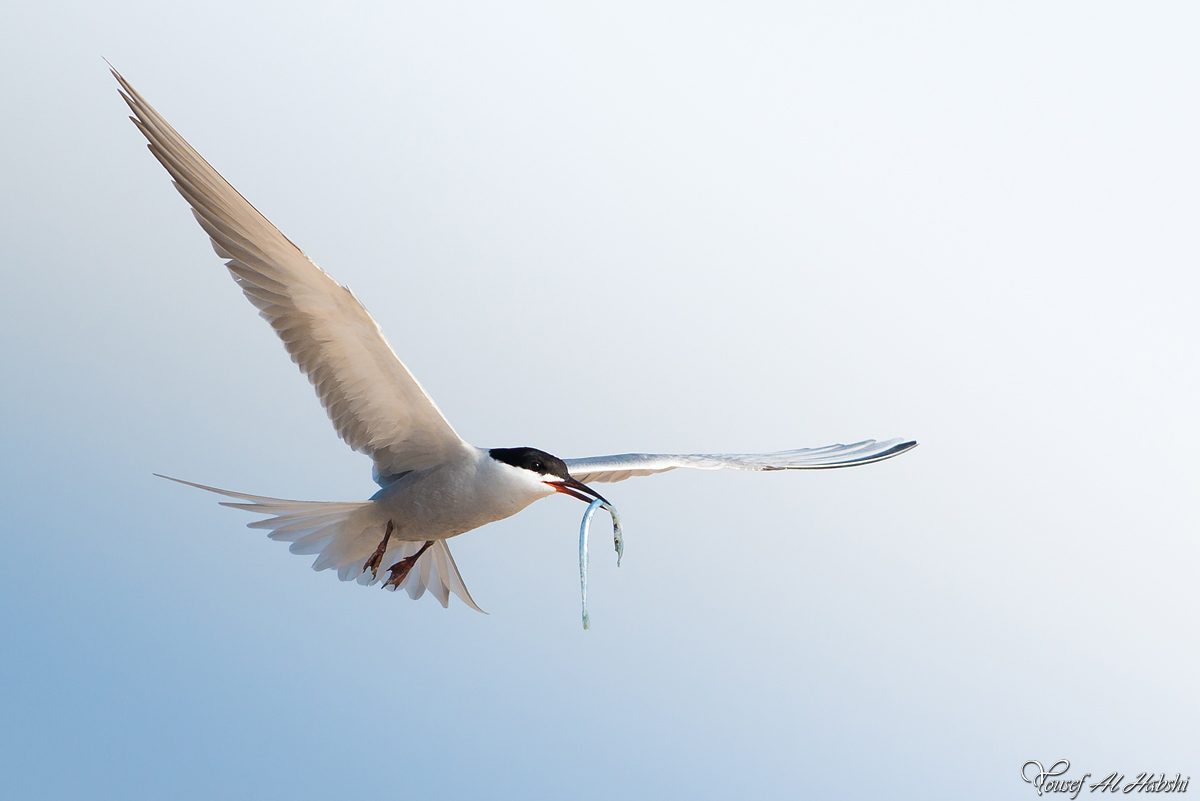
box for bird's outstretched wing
[113,68,468,479]
[565,439,917,484]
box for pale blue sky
[2,2,1197,798]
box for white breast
[370,448,556,540]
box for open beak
[547,476,611,506]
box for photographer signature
[1021,759,1189,797]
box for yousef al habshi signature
[1021,760,1190,798]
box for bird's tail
[155,475,485,613]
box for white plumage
[114,67,916,615]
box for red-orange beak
[546,476,610,505]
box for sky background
[2,2,1198,798]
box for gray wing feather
[113,68,467,478]
[565,439,917,484]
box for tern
[112,67,917,613]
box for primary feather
[565,439,918,484]
[112,67,467,480]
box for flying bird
[112,67,917,613]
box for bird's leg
[383,540,434,590]
[363,520,394,580]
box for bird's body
[113,66,916,614]
[161,446,567,610]
[369,447,558,540]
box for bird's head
[488,447,609,505]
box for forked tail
[155,475,485,612]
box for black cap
[488,447,571,480]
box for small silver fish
[579,498,623,630]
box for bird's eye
[532,460,543,471]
